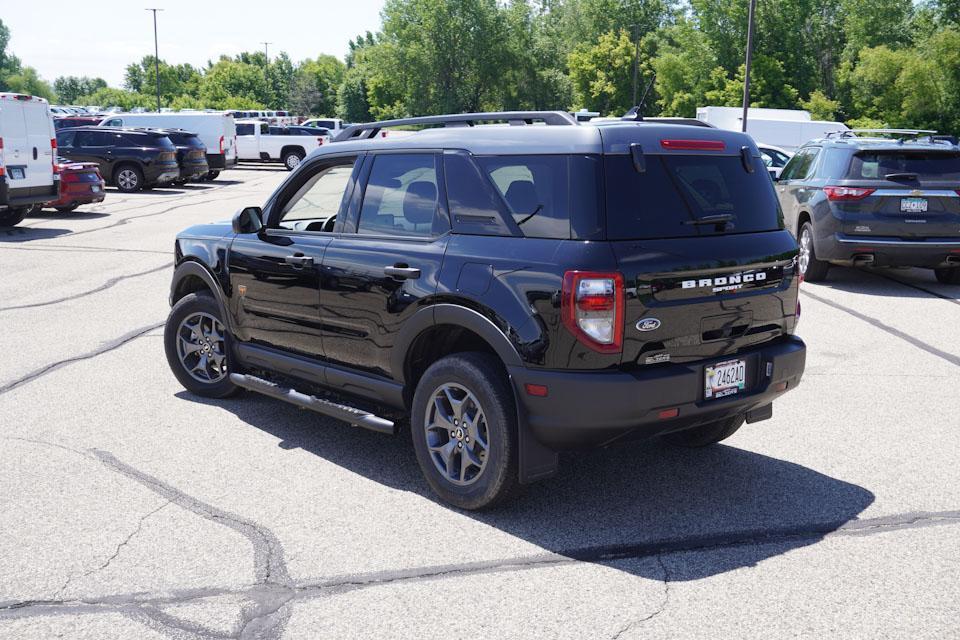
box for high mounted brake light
[561,271,624,354]
[660,139,726,151]
[824,186,875,201]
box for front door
[319,152,449,378]
[228,154,360,358]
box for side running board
[229,373,395,435]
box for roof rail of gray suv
[825,128,938,140]
[333,110,578,142]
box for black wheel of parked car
[798,221,829,282]
[934,267,960,284]
[282,150,305,171]
[114,164,144,193]
[164,292,239,399]
[205,170,220,181]
[54,204,80,213]
[0,207,27,227]
[411,352,519,510]
[663,415,745,447]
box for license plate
[90,185,100,193]
[900,197,928,213]
[9,167,25,180]
[705,359,746,399]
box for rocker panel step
[229,373,395,435]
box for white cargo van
[98,112,237,179]
[696,106,848,152]
[0,93,59,227]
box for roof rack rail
[825,128,938,139]
[333,111,577,142]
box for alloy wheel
[424,383,490,486]
[117,169,139,191]
[176,312,227,383]
[799,226,812,275]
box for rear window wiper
[515,204,543,227]
[683,213,733,226]
[884,172,919,180]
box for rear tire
[282,150,305,171]
[114,164,143,193]
[798,221,829,282]
[205,170,220,181]
[0,207,27,227]
[934,267,960,284]
[164,292,239,399]
[411,352,519,510]
[55,203,80,213]
[663,415,745,447]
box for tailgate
[613,231,800,366]
[839,188,960,239]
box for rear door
[776,146,820,236]
[318,151,449,378]
[836,149,960,239]
[22,100,55,190]
[228,153,361,358]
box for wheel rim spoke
[176,312,227,384]
[424,383,489,486]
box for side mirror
[232,206,263,234]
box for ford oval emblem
[636,318,661,332]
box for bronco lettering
[681,272,767,290]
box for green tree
[841,0,913,59]
[54,76,107,103]
[652,18,723,116]
[199,58,272,108]
[800,89,840,120]
[705,56,800,109]
[79,87,152,111]
[336,64,372,121]
[5,67,55,100]
[568,29,638,115]
[501,0,573,111]
[297,55,345,116]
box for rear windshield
[604,155,783,239]
[847,151,960,180]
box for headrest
[403,181,437,225]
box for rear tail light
[561,271,624,353]
[62,171,80,183]
[0,136,4,177]
[51,138,60,174]
[824,186,875,201]
[219,135,225,154]
[660,139,725,151]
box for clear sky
[4,0,387,88]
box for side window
[275,158,357,231]
[74,131,105,147]
[443,153,514,237]
[56,130,76,148]
[236,123,254,136]
[357,154,439,237]
[259,124,269,135]
[104,118,122,127]
[780,149,814,181]
[477,155,571,239]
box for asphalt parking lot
[1,167,958,639]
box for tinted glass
[604,155,783,240]
[277,160,356,230]
[358,154,438,237]
[780,148,818,181]
[476,155,602,239]
[75,131,112,147]
[443,153,512,236]
[56,130,76,147]
[236,123,254,136]
[259,124,269,135]
[847,151,960,180]
[269,127,285,135]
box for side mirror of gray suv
[233,206,263,234]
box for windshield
[604,155,783,239]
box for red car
[36,159,105,213]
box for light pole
[146,8,163,112]
[631,24,640,107]
[741,0,757,132]
[261,41,271,64]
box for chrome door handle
[284,255,314,267]
[384,265,421,280]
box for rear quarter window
[236,124,254,136]
[604,154,783,240]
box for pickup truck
[235,120,327,170]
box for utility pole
[261,42,271,65]
[146,8,163,112]
[741,0,757,132]
[631,24,641,107]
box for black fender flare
[391,303,524,384]
[169,260,232,330]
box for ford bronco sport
[164,111,806,509]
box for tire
[164,292,239,399]
[114,164,143,193]
[0,207,27,227]
[206,170,220,181]
[798,221,829,282]
[55,203,80,213]
[282,150,305,171]
[934,267,960,284]
[411,352,519,510]
[663,415,745,447]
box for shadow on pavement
[25,210,110,220]
[178,390,875,581]
[812,266,960,300]
[0,226,71,242]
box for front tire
[114,165,143,193]
[934,267,960,284]
[164,292,239,398]
[411,352,519,510]
[205,170,220,181]
[0,207,27,227]
[663,415,745,447]
[798,221,829,282]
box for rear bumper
[179,160,210,180]
[47,182,104,207]
[206,153,236,170]
[509,336,806,449]
[144,163,180,185]
[0,178,60,208]
[822,233,960,267]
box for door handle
[384,265,421,280]
[284,254,314,267]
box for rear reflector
[658,408,680,420]
[773,382,788,392]
[660,139,726,151]
[824,186,875,201]
[524,384,549,397]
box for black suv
[56,127,180,192]
[776,130,960,283]
[145,128,210,184]
[164,111,806,509]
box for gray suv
[776,130,960,283]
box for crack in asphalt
[0,262,170,312]
[801,289,960,367]
[0,244,172,255]
[0,321,164,397]
[5,507,956,624]
[611,553,671,639]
